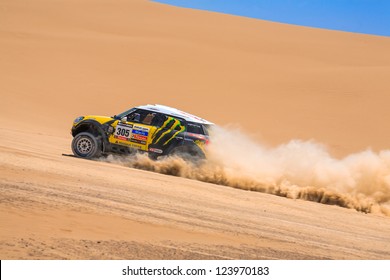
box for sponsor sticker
[131,134,147,141]
[132,129,148,136]
[132,125,149,138]
[115,135,128,141]
[149,148,163,154]
[120,141,142,149]
[131,139,146,145]
[133,125,149,132]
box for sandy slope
[1,0,390,259]
[1,125,390,259]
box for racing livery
[71,104,213,160]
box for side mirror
[121,117,127,123]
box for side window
[187,122,204,134]
[126,110,143,123]
[126,110,157,125]
[202,124,210,136]
[158,115,186,131]
[150,114,166,127]
[141,113,155,125]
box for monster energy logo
[152,117,185,146]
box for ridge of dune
[1,0,390,259]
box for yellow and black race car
[71,104,213,160]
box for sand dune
[1,0,390,259]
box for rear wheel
[169,145,205,162]
[71,132,102,158]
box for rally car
[71,104,213,160]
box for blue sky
[153,0,390,37]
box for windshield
[113,108,137,120]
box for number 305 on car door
[114,124,132,141]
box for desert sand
[1,0,390,259]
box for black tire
[71,132,102,158]
[148,153,159,160]
[169,145,205,162]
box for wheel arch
[72,120,110,153]
[72,120,105,137]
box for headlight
[73,116,84,124]
[107,126,114,134]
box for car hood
[74,115,115,126]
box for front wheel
[71,132,102,158]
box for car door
[148,115,186,154]
[108,110,158,151]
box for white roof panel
[137,104,213,125]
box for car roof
[136,104,213,125]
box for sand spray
[101,126,390,215]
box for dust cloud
[102,126,390,215]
